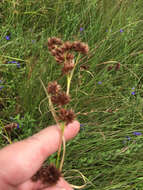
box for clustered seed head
[47,81,61,94]
[46,37,88,124]
[48,37,63,50]
[71,41,89,54]
[58,108,75,125]
[51,92,70,106]
[47,37,89,75]
[61,41,73,52]
[31,164,61,187]
[62,60,74,75]
[66,53,74,60]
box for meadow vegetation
[0,0,143,189]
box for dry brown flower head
[47,81,61,94]
[51,92,70,106]
[31,164,61,187]
[58,108,75,124]
[62,60,74,75]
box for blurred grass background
[1,0,143,189]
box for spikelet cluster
[47,37,89,75]
[47,81,75,125]
[31,164,61,188]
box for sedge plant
[31,37,92,189]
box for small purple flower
[126,136,131,140]
[98,81,102,84]
[17,123,20,129]
[133,132,142,136]
[0,80,2,83]
[5,35,10,40]
[0,86,4,90]
[120,29,123,33]
[132,87,135,90]
[80,123,85,131]
[8,61,20,68]
[80,27,84,32]
[16,62,20,68]
[131,91,135,95]
[80,123,85,127]
[8,61,17,64]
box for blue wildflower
[80,27,84,32]
[98,81,102,84]
[8,61,17,64]
[80,123,85,127]
[80,123,85,131]
[5,35,10,40]
[133,132,142,136]
[126,136,131,140]
[120,29,123,33]
[8,61,20,68]
[16,62,20,68]
[132,87,135,90]
[0,86,4,90]
[17,123,20,129]
[0,80,2,83]
[131,91,135,95]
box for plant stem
[39,78,59,126]
[56,122,65,169]
[66,54,81,96]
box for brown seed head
[48,44,57,52]
[61,41,73,52]
[71,41,89,54]
[47,81,61,94]
[66,53,74,60]
[55,47,64,54]
[48,37,63,53]
[55,57,64,64]
[55,53,65,64]
[62,60,74,75]
[79,42,89,54]
[72,41,81,48]
[58,108,75,124]
[31,164,61,186]
[51,92,70,106]
[51,49,57,56]
[48,37,63,47]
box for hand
[0,120,80,190]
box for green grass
[1,0,143,189]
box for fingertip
[64,120,80,140]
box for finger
[17,177,73,190]
[0,120,80,187]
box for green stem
[66,54,81,96]
[56,122,65,169]
[39,78,59,126]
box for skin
[0,120,80,190]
